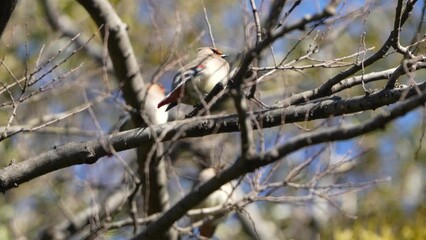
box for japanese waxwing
[144,83,169,124]
[194,168,234,237]
[197,168,233,208]
[157,47,230,111]
[115,83,168,132]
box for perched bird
[144,83,169,124]
[114,83,168,132]
[197,168,233,209]
[193,168,233,238]
[157,47,230,111]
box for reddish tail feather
[157,86,182,108]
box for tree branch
[2,82,426,193]
[41,0,105,64]
[136,80,426,240]
[76,0,146,123]
[276,0,418,106]
[76,1,172,236]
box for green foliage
[331,205,426,240]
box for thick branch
[76,0,171,232]
[76,0,146,124]
[1,82,425,193]
[137,80,426,240]
[231,88,256,160]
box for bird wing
[157,65,205,109]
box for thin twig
[201,0,215,48]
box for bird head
[198,47,228,59]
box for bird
[196,168,233,209]
[157,47,230,111]
[144,83,169,124]
[113,83,168,133]
[193,168,234,238]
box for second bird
[157,47,230,111]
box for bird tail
[157,86,182,110]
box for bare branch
[138,82,426,239]
[2,82,426,193]
[41,0,104,64]
[249,0,262,43]
[201,0,216,48]
[76,1,173,234]
[277,0,418,106]
[76,0,147,124]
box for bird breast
[197,56,229,93]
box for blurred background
[0,0,425,239]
